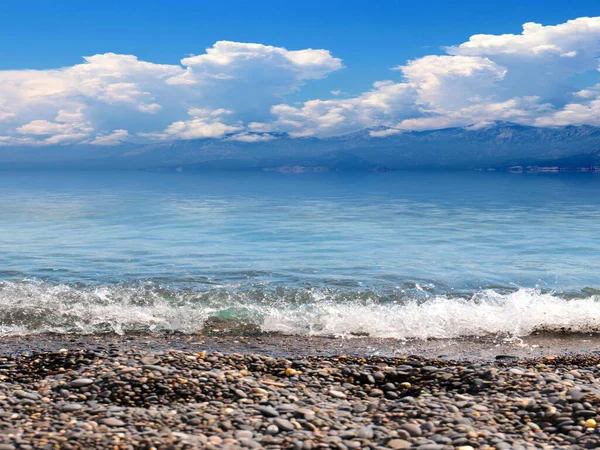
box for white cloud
[1,18,600,147]
[250,80,418,137]
[369,128,402,137]
[447,17,600,58]
[226,132,276,142]
[252,16,600,136]
[174,41,341,85]
[89,129,130,146]
[0,41,342,145]
[141,107,243,140]
[15,107,94,144]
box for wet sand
[1,331,600,359]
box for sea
[1,170,599,340]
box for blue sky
[2,0,599,96]
[1,1,600,146]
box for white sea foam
[1,281,599,339]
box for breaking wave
[1,280,600,339]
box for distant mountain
[1,122,600,171]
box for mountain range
[2,122,600,171]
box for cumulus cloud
[1,18,600,146]
[16,107,94,144]
[89,129,130,146]
[249,80,419,137]
[141,108,243,140]
[447,17,600,59]
[534,85,600,127]
[252,16,600,137]
[0,41,342,145]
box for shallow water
[1,170,599,338]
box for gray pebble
[69,378,95,388]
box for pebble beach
[1,336,600,449]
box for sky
[1,0,600,146]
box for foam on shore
[1,280,599,339]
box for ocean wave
[0,280,599,339]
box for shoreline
[0,335,600,448]
[2,331,600,359]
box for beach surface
[1,334,600,449]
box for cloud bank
[1,17,600,146]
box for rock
[495,443,511,450]
[61,403,83,412]
[387,439,412,449]
[420,421,435,432]
[273,418,294,432]
[100,418,125,427]
[235,430,253,440]
[142,364,170,374]
[586,419,597,428]
[256,406,279,417]
[265,424,279,435]
[357,426,374,439]
[330,389,347,399]
[14,390,41,401]
[568,388,586,401]
[69,378,95,388]
[235,389,248,398]
[401,423,423,437]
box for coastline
[1,334,600,449]
[2,331,600,359]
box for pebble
[330,389,347,398]
[14,390,40,401]
[69,378,95,388]
[0,343,598,449]
[357,426,374,439]
[235,430,253,439]
[61,403,83,412]
[402,423,423,437]
[273,418,295,431]
[100,417,125,427]
[256,405,279,417]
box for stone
[61,403,83,412]
[330,389,347,399]
[235,430,253,440]
[273,418,295,432]
[100,418,125,427]
[387,439,412,449]
[265,424,279,435]
[402,423,423,437]
[69,378,95,388]
[14,390,41,401]
[586,419,597,428]
[357,426,374,439]
[256,406,279,417]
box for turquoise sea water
[1,170,600,338]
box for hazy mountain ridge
[1,123,599,170]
